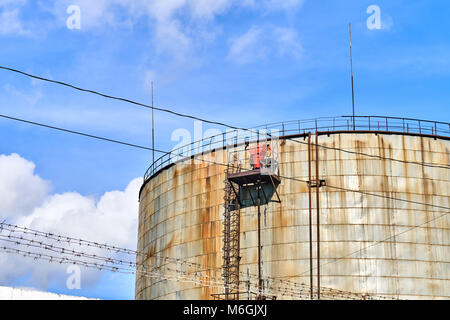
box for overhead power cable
[325,184,450,210]
[2,67,446,300]
[296,209,450,277]
[0,112,448,212]
[0,66,241,130]
[0,113,242,170]
[1,65,448,171]
[279,174,450,211]
[0,113,169,154]
[290,138,450,170]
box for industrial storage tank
[136,116,449,300]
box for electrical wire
[1,65,448,171]
[0,113,244,171]
[1,66,448,299]
[0,244,305,299]
[278,174,450,211]
[0,113,170,154]
[0,244,393,300]
[288,137,450,170]
[4,210,445,300]
[296,209,450,277]
[0,113,447,212]
[0,66,241,130]
[0,246,234,291]
[0,222,397,300]
[0,114,448,294]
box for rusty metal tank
[136,116,450,300]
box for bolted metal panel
[136,133,449,300]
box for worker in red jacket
[249,143,268,170]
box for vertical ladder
[222,151,241,299]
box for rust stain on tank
[136,133,450,300]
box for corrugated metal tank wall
[136,133,449,300]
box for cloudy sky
[0,0,449,299]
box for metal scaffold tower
[222,150,242,300]
[218,134,282,300]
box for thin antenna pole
[349,23,356,131]
[151,81,155,164]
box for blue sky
[0,0,449,299]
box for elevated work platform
[227,169,281,186]
[227,169,281,209]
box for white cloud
[187,0,232,19]
[0,8,27,35]
[0,0,29,35]
[228,25,303,64]
[228,26,264,64]
[17,178,140,249]
[1,81,156,137]
[47,0,306,64]
[273,26,303,57]
[264,0,305,11]
[381,15,394,31]
[3,83,43,106]
[0,153,140,290]
[0,0,27,5]
[0,154,50,220]
[49,0,233,50]
[242,0,305,12]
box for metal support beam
[269,175,281,203]
[315,132,321,300]
[307,132,313,300]
[229,183,242,207]
[257,186,262,299]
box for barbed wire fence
[0,221,397,300]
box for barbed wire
[0,222,398,300]
[0,245,236,292]
[0,222,221,272]
[3,243,389,300]
[0,244,316,299]
[0,222,383,298]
